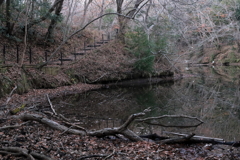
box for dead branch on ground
[5,85,17,106]
[160,133,195,144]
[0,147,53,160]
[141,132,240,147]
[17,108,151,141]
[0,121,29,131]
[79,149,115,160]
[46,94,57,115]
[17,113,86,135]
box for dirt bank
[0,36,173,109]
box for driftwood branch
[17,108,150,141]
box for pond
[52,65,240,141]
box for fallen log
[141,132,240,147]
[17,108,151,141]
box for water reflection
[53,66,240,141]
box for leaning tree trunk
[27,0,62,29]
[116,0,147,42]
[45,0,64,41]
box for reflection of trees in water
[160,72,240,141]
[52,69,240,140]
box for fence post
[60,52,63,65]
[3,45,5,64]
[29,47,32,64]
[74,47,76,61]
[16,45,19,63]
[45,50,48,62]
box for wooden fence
[0,33,112,66]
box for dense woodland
[1,0,240,64]
[1,0,240,159]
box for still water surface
[53,66,240,141]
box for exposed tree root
[0,147,53,160]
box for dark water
[53,66,240,141]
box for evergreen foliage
[126,28,167,74]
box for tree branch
[37,12,132,69]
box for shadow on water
[52,66,240,141]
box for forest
[0,0,240,159]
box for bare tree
[81,0,94,27]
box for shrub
[126,28,167,74]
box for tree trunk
[0,0,4,6]
[116,0,147,42]
[45,0,64,41]
[116,0,125,42]
[98,0,105,31]
[5,0,14,35]
[145,0,152,24]
[27,0,62,29]
[81,0,93,27]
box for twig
[0,122,29,131]
[78,154,109,160]
[104,149,115,160]
[46,94,57,115]
[88,73,108,83]
[58,114,70,122]
[5,85,17,105]
[60,126,73,135]
[61,120,87,132]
